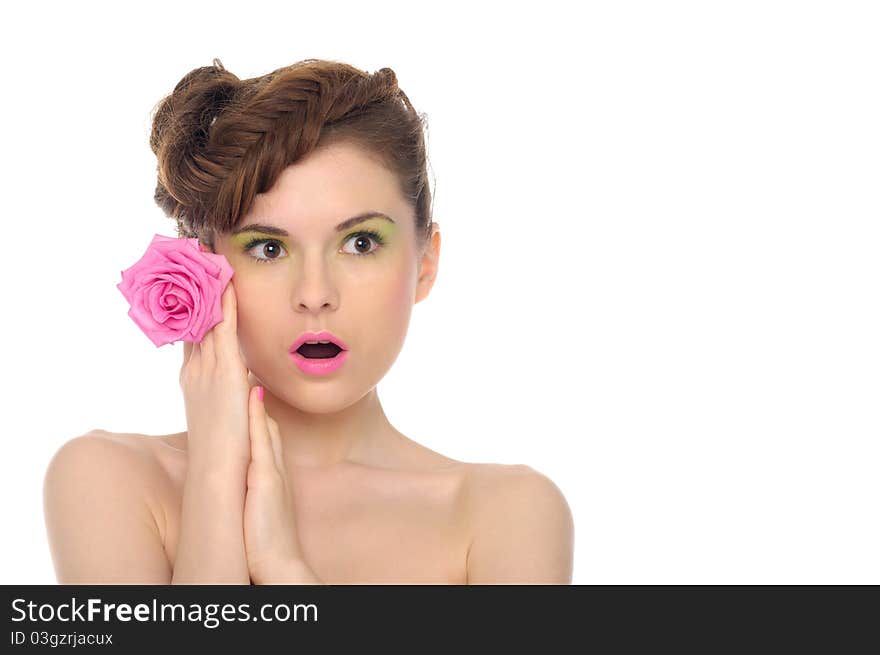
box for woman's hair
[149,58,434,254]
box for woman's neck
[259,384,399,470]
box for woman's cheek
[384,266,418,340]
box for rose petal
[117,233,234,347]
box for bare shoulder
[82,428,168,455]
[44,430,165,515]
[461,463,574,584]
[43,430,172,584]
[46,429,154,473]
[44,430,175,537]
[461,463,571,514]
[80,429,184,473]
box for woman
[43,58,574,584]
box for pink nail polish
[257,386,264,401]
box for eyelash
[242,230,386,265]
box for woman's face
[212,141,434,412]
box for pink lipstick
[289,330,349,376]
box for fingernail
[257,386,264,401]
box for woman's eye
[245,239,287,264]
[342,232,384,256]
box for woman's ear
[415,223,440,304]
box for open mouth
[296,342,344,359]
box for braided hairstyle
[149,58,434,254]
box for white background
[0,0,877,584]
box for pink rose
[117,234,235,347]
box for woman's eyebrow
[231,211,394,237]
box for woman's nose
[292,258,338,313]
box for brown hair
[149,58,434,254]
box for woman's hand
[243,385,317,584]
[180,282,253,470]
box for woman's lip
[289,349,349,375]
[289,330,349,353]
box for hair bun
[374,67,398,86]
